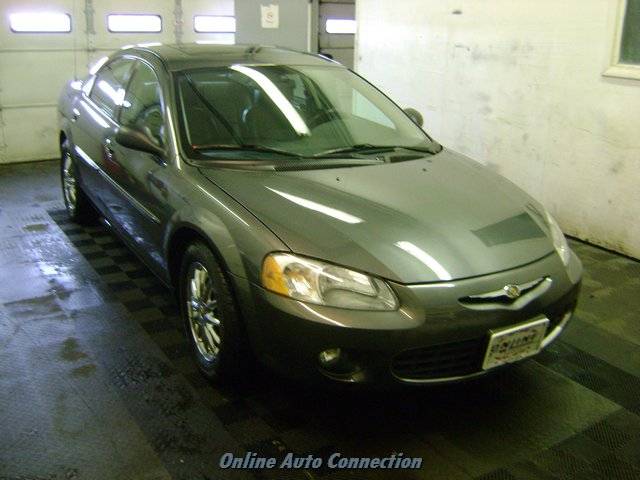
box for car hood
[199,149,555,283]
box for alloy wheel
[186,262,222,362]
[62,151,77,216]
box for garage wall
[235,0,317,51]
[355,0,640,259]
[0,0,234,165]
[318,0,356,68]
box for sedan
[58,44,582,385]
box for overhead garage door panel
[318,0,355,69]
[0,51,77,106]
[0,0,81,50]
[90,1,175,49]
[181,0,235,45]
[0,0,235,164]
[2,107,59,162]
[0,0,81,163]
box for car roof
[122,43,341,71]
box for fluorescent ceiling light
[80,100,109,129]
[230,64,310,136]
[395,241,452,281]
[10,12,71,33]
[107,14,161,33]
[89,56,108,74]
[266,188,363,224]
[97,80,125,106]
[194,16,236,33]
[325,19,356,34]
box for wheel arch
[166,223,234,293]
[59,128,75,155]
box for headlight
[261,253,398,311]
[546,212,570,266]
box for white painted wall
[0,0,234,164]
[355,0,640,258]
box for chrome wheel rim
[186,262,222,362]
[62,151,77,215]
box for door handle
[71,108,80,122]
[103,139,115,162]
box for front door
[104,60,171,274]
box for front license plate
[482,318,549,370]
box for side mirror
[403,108,424,128]
[115,126,164,157]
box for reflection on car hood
[199,149,555,283]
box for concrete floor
[0,159,639,480]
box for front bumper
[242,250,582,386]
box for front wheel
[61,140,95,223]
[179,242,250,381]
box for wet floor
[1,160,639,480]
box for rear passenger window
[89,58,135,118]
[120,62,165,147]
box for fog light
[318,348,341,366]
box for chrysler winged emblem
[463,277,550,306]
[503,284,522,299]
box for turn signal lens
[261,254,289,295]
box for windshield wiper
[312,144,395,157]
[192,144,304,158]
[313,143,441,158]
[273,158,384,171]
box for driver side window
[120,62,165,147]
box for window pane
[620,0,640,64]
[325,19,356,34]
[89,59,135,118]
[194,16,236,33]
[178,74,244,147]
[177,65,430,157]
[121,63,165,146]
[107,14,162,33]
[10,12,71,33]
[352,91,394,128]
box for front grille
[391,337,486,381]
[392,300,578,382]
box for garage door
[318,0,355,69]
[0,0,234,164]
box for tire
[60,140,96,223]
[179,241,250,381]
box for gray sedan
[58,44,582,385]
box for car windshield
[175,64,437,160]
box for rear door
[70,56,135,210]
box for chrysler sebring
[58,44,582,385]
